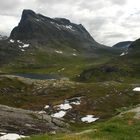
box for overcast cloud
[0,0,140,46]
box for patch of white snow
[17,40,22,44]
[133,87,140,91]
[55,50,63,54]
[73,53,77,56]
[21,49,25,52]
[51,111,66,118]
[70,101,81,105]
[65,25,75,31]
[58,103,72,110]
[44,105,50,109]
[81,115,99,123]
[10,39,14,43]
[22,44,30,48]
[65,25,72,29]
[120,52,128,56]
[0,133,26,140]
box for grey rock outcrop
[0,105,69,135]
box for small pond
[15,73,61,80]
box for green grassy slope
[0,43,121,80]
[78,40,140,82]
[21,108,140,140]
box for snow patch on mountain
[120,51,128,56]
[55,50,63,54]
[10,39,14,43]
[50,21,75,31]
[16,40,30,52]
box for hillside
[78,38,140,82]
[0,10,121,78]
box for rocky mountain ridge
[112,41,132,49]
[10,9,102,50]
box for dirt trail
[75,129,95,135]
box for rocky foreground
[0,105,69,136]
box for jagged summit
[22,9,36,18]
[21,9,71,25]
[10,9,101,49]
[20,9,37,24]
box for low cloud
[109,0,127,5]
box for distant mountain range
[0,35,7,40]
[112,41,132,49]
[78,38,140,82]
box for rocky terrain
[118,104,140,119]
[0,105,68,135]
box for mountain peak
[20,9,38,24]
[22,9,36,17]
[9,9,101,49]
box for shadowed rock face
[10,9,101,49]
[0,40,21,65]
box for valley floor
[0,74,140,140]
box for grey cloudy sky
[0,0,140,46]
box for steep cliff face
[10,10,101,50]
